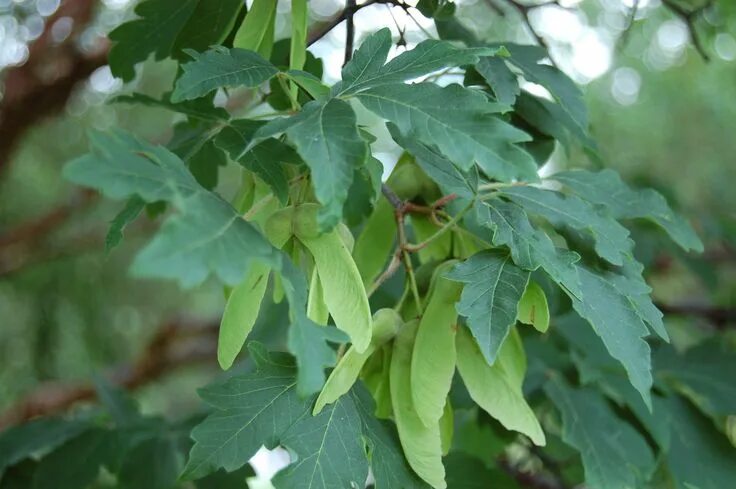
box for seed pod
[294,208,371,352]
[217,261,271,370]
[307,268,329,325]
[411,260,462,427]
[439,401,454,456]
[390,319,446,489]
[517,280,550,333]
[455,326,545,446]
[313,308,402,414]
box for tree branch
[0,319,218,430]
[344,0,358,65]
[657,302,735,330]
[0,0,108,173]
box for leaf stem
[404,201,473,253]
[277,74,301,111]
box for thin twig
[660,0,713,61]
[344,0,357,65]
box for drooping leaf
[456,326,545,445]
[184,346,426,487]
[271,394,369,489]
[391,320,446,489]
[504,44,589,140]
[238,139,301,204]
[172,0,244,56]
[566,266,653,406]
[447,250,530,365]
[661,395,736,489]
[0,419,89,471]
[350,386,430,488]
[63,130,281,287]
[551,169,703,252]
[338,28,498,95]
[172,47,279,102]
[108,0,198,81]
[474,199,582,298]
[187,138,228,190]
[474,56,519,106]
[544,378,656,489]
[500,185,634,266]
[255,99,368,229]
[105,196,146,253]
[388,124,477,199]
[181,353,306,480]
[357,83,537,182]
[655,339,736,418]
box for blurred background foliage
[0,0,734,446]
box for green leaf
[181,353,306,480]
[350,386,430,488]
[218,261,271,370]
[474,199,582,298]
[444,453,521,489]
[185,347,425,487]
[171,0,244,57]
[108,0,198,81]
[551,169,703,252]
[412,263,462,426]
[233,0,277,59]
[500,185,634,266]
[516,280,549,333]
[504,44,589,139]
[195,466,255,489]
[113,93,229,121]
[131,193,278,287]
[388,124,477,199]
[447,250,530,365]
[239,139,301,204]
[289,0,308,77]
[544,378,655,489]
[118,436,183,489]
[32,429,123,489]
[474,56,519,106]
[357,83,537,182]
[256,99,368,229]
[655,339,736,418]
[456,326,545,445]
[661,395,736,489]
[391,320,446,489]
[63,130,280,287]
[172,47,279,102]
[105,196,146,252]
[567,266,653,406]
[271,395,369,489]
[0,418,89,471]
[187,138,228,190]
[338,28,498,95]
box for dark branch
[0,319,218,430]
[660,0,713,61]
[657,302,736,330]
[0,0,107,173]
[344,0,358,65]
